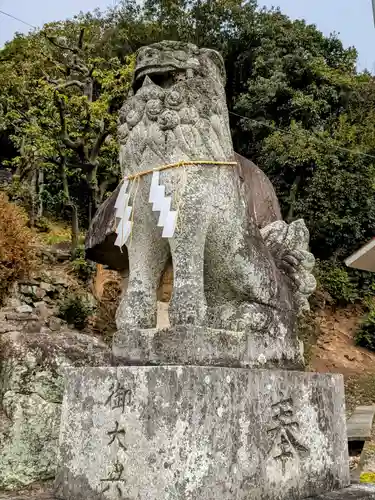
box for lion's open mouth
[134,66,189,92]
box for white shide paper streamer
[114,179,133,248]
[149,171,177,238]
[114,170,178,248]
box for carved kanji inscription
[105,381,132,413]
[100,459,126,497]
[107,421,127,451]
[267,397,308,474]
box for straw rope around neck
[124,159,238,181]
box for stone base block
[55,367,349,500]
[112,325,304,369]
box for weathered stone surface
[39,282,53,293]
[5,313,38,321]
[15,305,33,314]
[48,317,63,332]
[0,492,55,500]
[24,320,43,334]
[308,484,375,498]
[19,285,34,296]
[4,298,22,309]
[6,484,373,500]
[55,367,349,500]
[112,324,304,369]
[260,219,316,313]
[0,493,55,500]
[35,288,47,300]
[0,331,111,491]
[33,302,51,320]
[0,321,19,334]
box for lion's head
[118,41,233,173]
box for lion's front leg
[168,216,209,327]
[116,231,169,330]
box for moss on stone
[360,472,375,483]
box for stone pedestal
[55,366,349,500]
[112,325,304,370]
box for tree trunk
[93,264,105,300]
[60,158,79,255]
[71,203,79,256]
[88,197,93,226]
[286,175,301,223]
[37,168,44,219]
[86,165,100,225]
[29,169,38,227]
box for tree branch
[45,74,86,91]
[54,92,84,152]
[78,28,85,50]
[89,119,109,165]
[68,61,90,76]
[44,34,78,54]
[55,80,86,91]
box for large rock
[55,366,349,500]
[0,331,111,491]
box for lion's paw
[260,219,316,312]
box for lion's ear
[199,48,226,85]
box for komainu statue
[86,40,316,368]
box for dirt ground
[308,305,375,413]
[310,305,375,376]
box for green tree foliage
[0,12,134,250]
[1,0,375,306]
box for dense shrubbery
[58,293,94,330]
[71,245,95,282]
[315,261,359,305]
[0,192,35,304]
[315,260,375,306]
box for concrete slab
[347,407,375,442]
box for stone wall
[0,266,111,491]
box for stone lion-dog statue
[87,41,316,367]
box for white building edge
[345,238,375,272]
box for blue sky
[1,0,374,71]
